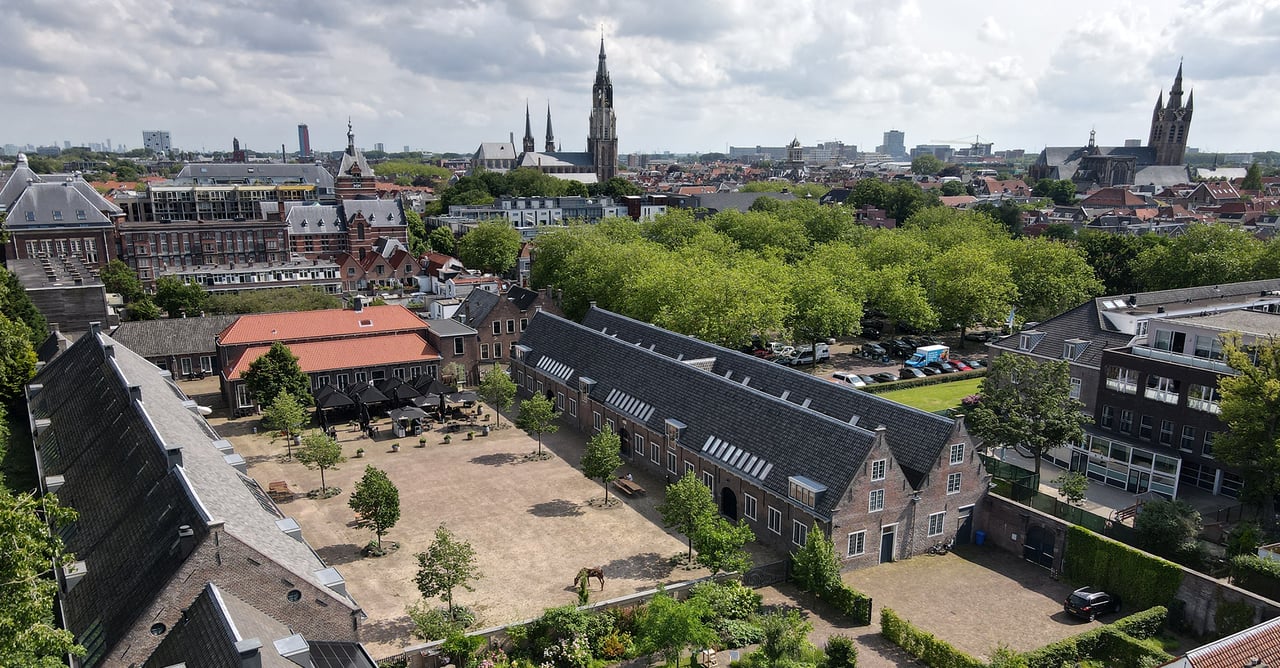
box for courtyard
[207,395,762,659]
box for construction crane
[929,134,995,147]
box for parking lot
[773,332,993,389]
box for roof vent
[223,453,247,473]
[44,474,65,493]
[273,633,311,667]
[275,517,303,543]
[177,525,196,559]
[313,567,348,598]
[61,560,88,593]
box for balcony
[1130,345,1234,374]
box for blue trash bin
[974,530,986,545]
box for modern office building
[142,130,172,154]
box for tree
[790,521,840,594]
[126,297,161,321]
[0,488,85,666]
[1053,472,1089,507]
[1217,336,1280,524]
[515,392,560,456]
[242,342,312,406]
[581,424,622,502]
[428,226,457,255]
[1242,162,1264,191]
[0,314,37,402]
[349,466,400,551]
[939,180,967,196]
[921,243,1016,345]
[405,209,428,256]
[787,262,865,371]
[636,590,716,667]
[261,391,308,459]
[658,472,717,560]
[754,609,816,668]
[476,367,516,426]
[414,525,481,619]
[99,259,145,302]
[967,355,1089,479]
[600,176,643,199]
[1131,223,1262,291]
[1005,237,1103,323]
[0,268,47,348]
[1077,230,1166,295]
[1134,499,1202,559]
[691,514,754,574]
[295,430,345,495]
[457,220,521,274]
[911,154,943,176]
[154,275,207,317]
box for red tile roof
[217,305,426,345]
[1181,615,1280,668]
[226,333,441,378]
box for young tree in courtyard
[154,275,207,317]
[658,472,717,561]
[1216,336,1280,526]
[295,431,345,496]
[414,525,482,619]
[1053,472,1090,507]
[261,391,308,459]
[581,424,622,502]
[0,488,85,665]
[349,466,400,553]
[790,521,841,594]
[98,259,145,302]
[692,513,755,574]
[242,341,312,406]
[967,355,1089,479]
[636,589,716,667]
[515,392,560,456]
[476,367,516,426]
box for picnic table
[613,478,646,496]
[267,481,291,500]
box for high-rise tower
[587,37,618,182]
[1147,62,1194,166]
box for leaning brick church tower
[1148,63,1194,166]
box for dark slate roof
[987,300,1131,369]
[506,285,540,310]
[1038,145,1157,178]
[110,314,240,358]
[578,308,958,481]
[455,288,501,328]
[285,202,345,236]
[692,191,796,213]
[31,330,358,663]
[175,163,336,190]
[6,181,113,227]
[338,145,375,181]
[342,198,404,228]
[517,151,595,168]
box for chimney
[89,321,102,335]
[166,445,183,469]
[235,638,264,668]
[103,344,115,358]
[128,385,141,403]
[177,525,196,559]
[273,634,312,667]
[47,322,60,336]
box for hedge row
[879,608,985,668]
[1064,526,1183,611]
[823,582,873,626]
[859,369,986,394]
[1023,608,1170,668]
[1230,555,1280,601]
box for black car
[858,374,878,385]
[918,366,941,376]
[862,343,887,359]
[872,372,898,383]
[1064,587,1120,621]
[929,361,957,373]
[899,367,926,380]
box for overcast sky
[3,0,1278,156]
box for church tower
[1147,62,1194,166]
[545,103,556,153]
[587,37,618,182]
[335,120,377,200]
[522,102,536,154]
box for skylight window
[358,319,373,327]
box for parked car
[861,343,887,359]
[964,330,998,342]
[964,358,986,368]
[918,366,941,376]
[899,367,926,380]
[888,339,915,358]
[1064,587,1121,621]
[950,359,972,371]
[929,361,957,373]
[832,372,867,387]
[872,372,899,383]
[858,374,878,385]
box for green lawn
[876,377,983,413]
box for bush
[862,369,985,394]
[713,618,764,649]
[443,631,486,668]
[1063,526,1184,611]
[1111,606,1167,640]
[1226,522,1263,558]
[1214,599,1256,638]
[1134,499,1202,560]
[407,602,467,641]
[1230,554,1280,600]
[1022,609,1173,668]
[823,635,858,668]
[822,583,873,625]
[880,608,986,668]
[689,579,763,621]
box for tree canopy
[243,342,312,406]
[349,465,400,550]
[295,431,345,494]
[968,355,1089,478]
[99,259,145,302]
[516,392,560,455]
[911,154,944,175]
[414,525,481,617]
[0,489,84,665]
[1216,335,1280,524]
[0,314,37,402]
[154,276,207,317]
[0,269,47,348]
[477,368,516,426]
[457,221,522,274]
[581,424,622,502]
[658,472,718,560]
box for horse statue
[576,566,605,591]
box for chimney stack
[177,525,196,559]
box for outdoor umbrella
[346,381,390,405]
[413,376,451,396]
[388,406,429,423]
[315,386,355,409]
[411,393,442,408]
[446,390,479,404]
[375,376,405,394]
[385,382,422,404]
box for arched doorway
[720,487,738,520]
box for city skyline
[3,0,1279,156]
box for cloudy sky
[3,0,1278,156]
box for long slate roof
[342,198,404,228]
[6,181,114,227]
[31,330,358,663]
[109,314,240,358]
[578,308,958,481]
[174,163,336,189]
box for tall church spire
[1147,62,1193,166]
[1168,59,1185,109]
[545,102,555,153]
[587,34,617,182]
[522,101,535,154]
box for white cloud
[978,16,1008,44]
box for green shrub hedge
[1023,622,1171,668]
[1230,555,1280,601]
[1064,526,1183,611]
[861,369,986,394]
[1110,606,1167,640]
[879,608,986,668]
[823,583,873,626]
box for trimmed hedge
[879,608,986,668]
[823,583,873,626]
[1230,554,1280,601]
[1023,608,1171,668]
[1064,526,1183,611]
[861,369,986,394]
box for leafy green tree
[636,590,717,667]
[0,314,37,402]
[753,609,816,668]
[658,472,717,560]
[349,465,400,551]
[516,392,560,455]
[921,243,1016,344]
[883,180,940,223]
[823,635,859,668]
[1134,499,1202,559]
[968,355,1089,479]
[414,525,482,618]
[242,342,312,406]
[1032,178,1077,205]
[1053,472,1089,507]
[790,521,841,594]
[99,259,145,302]
[457,220,522,274]
[405,209,428,257]
[939,180,967,196]
[787,262,864,370]
[0,488,84,666]
[641,208,711,250]
[428,226,457,255]
[911,154,943,175]
[1242,162,1264,191]
[1077,230,1166,295]
[581,424,622,502]
[1217,336,1280,524]
[692,513,754,574]
[1042,223,1076,241]
[127,297,161,321]
[599,176,643,199]
[1131,223,1262,291]
[848,178,890,211]
[0,269,47,348]
[154,275,207,317]
[261,391,308,458]
[295,430,344,494]
[477,367,516,426]
[777,198,854,244]
[1005,237,1103,323]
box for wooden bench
[268,481,291,501]
[614,478,646,496]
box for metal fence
[980,453,1039,501]
[980,453,1136,544]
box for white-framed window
[557,392,565,410]
[744,493,757,520]
[1180,425,1196,452]
[480,344,490,360]
[235,384,252,408]
[848,530,866,556]
[1119,409,1133,434]
[536,381,544,394]
[927,512,946,537]
[946,472,962,494]
[667,450,678,473]
[1203,431,1216,458]
[493,344,502,358]
[1101,405,1114,428]
[506,319,516,334]
[868,489,885,512]
[1144,375,1181,404]
[355,371,367,383]
[634,433,644,456]
[792,520,809,547]
[702,471,714,488]
[767,506,782,534]
[1188,384,1222,414]
[317,375,330,387]
[1069,377,1082,400]
[685,461,695,476]
[870,459,886,481]
[568,398,577,417]
[520,317,529,331]
[492,321,502,335]
[1159,419,1174,446]
[949,443,964,465]
[1105,366,1139,394]
[180,358,192,376]
[393,367,406,380]
[199,356,213,373]
[606,418,616,435]
[593,412,601,431]
[453,338,465,355]
[516,371,525,386]
[337,373,349,389]
[650,441,660,463]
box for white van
[832,372,867,387]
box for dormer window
[1063,339,1088,361]
[52,210,63,221]
[788,476,826,509]
[1019,331,1044,352]
[76,210,86,220]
